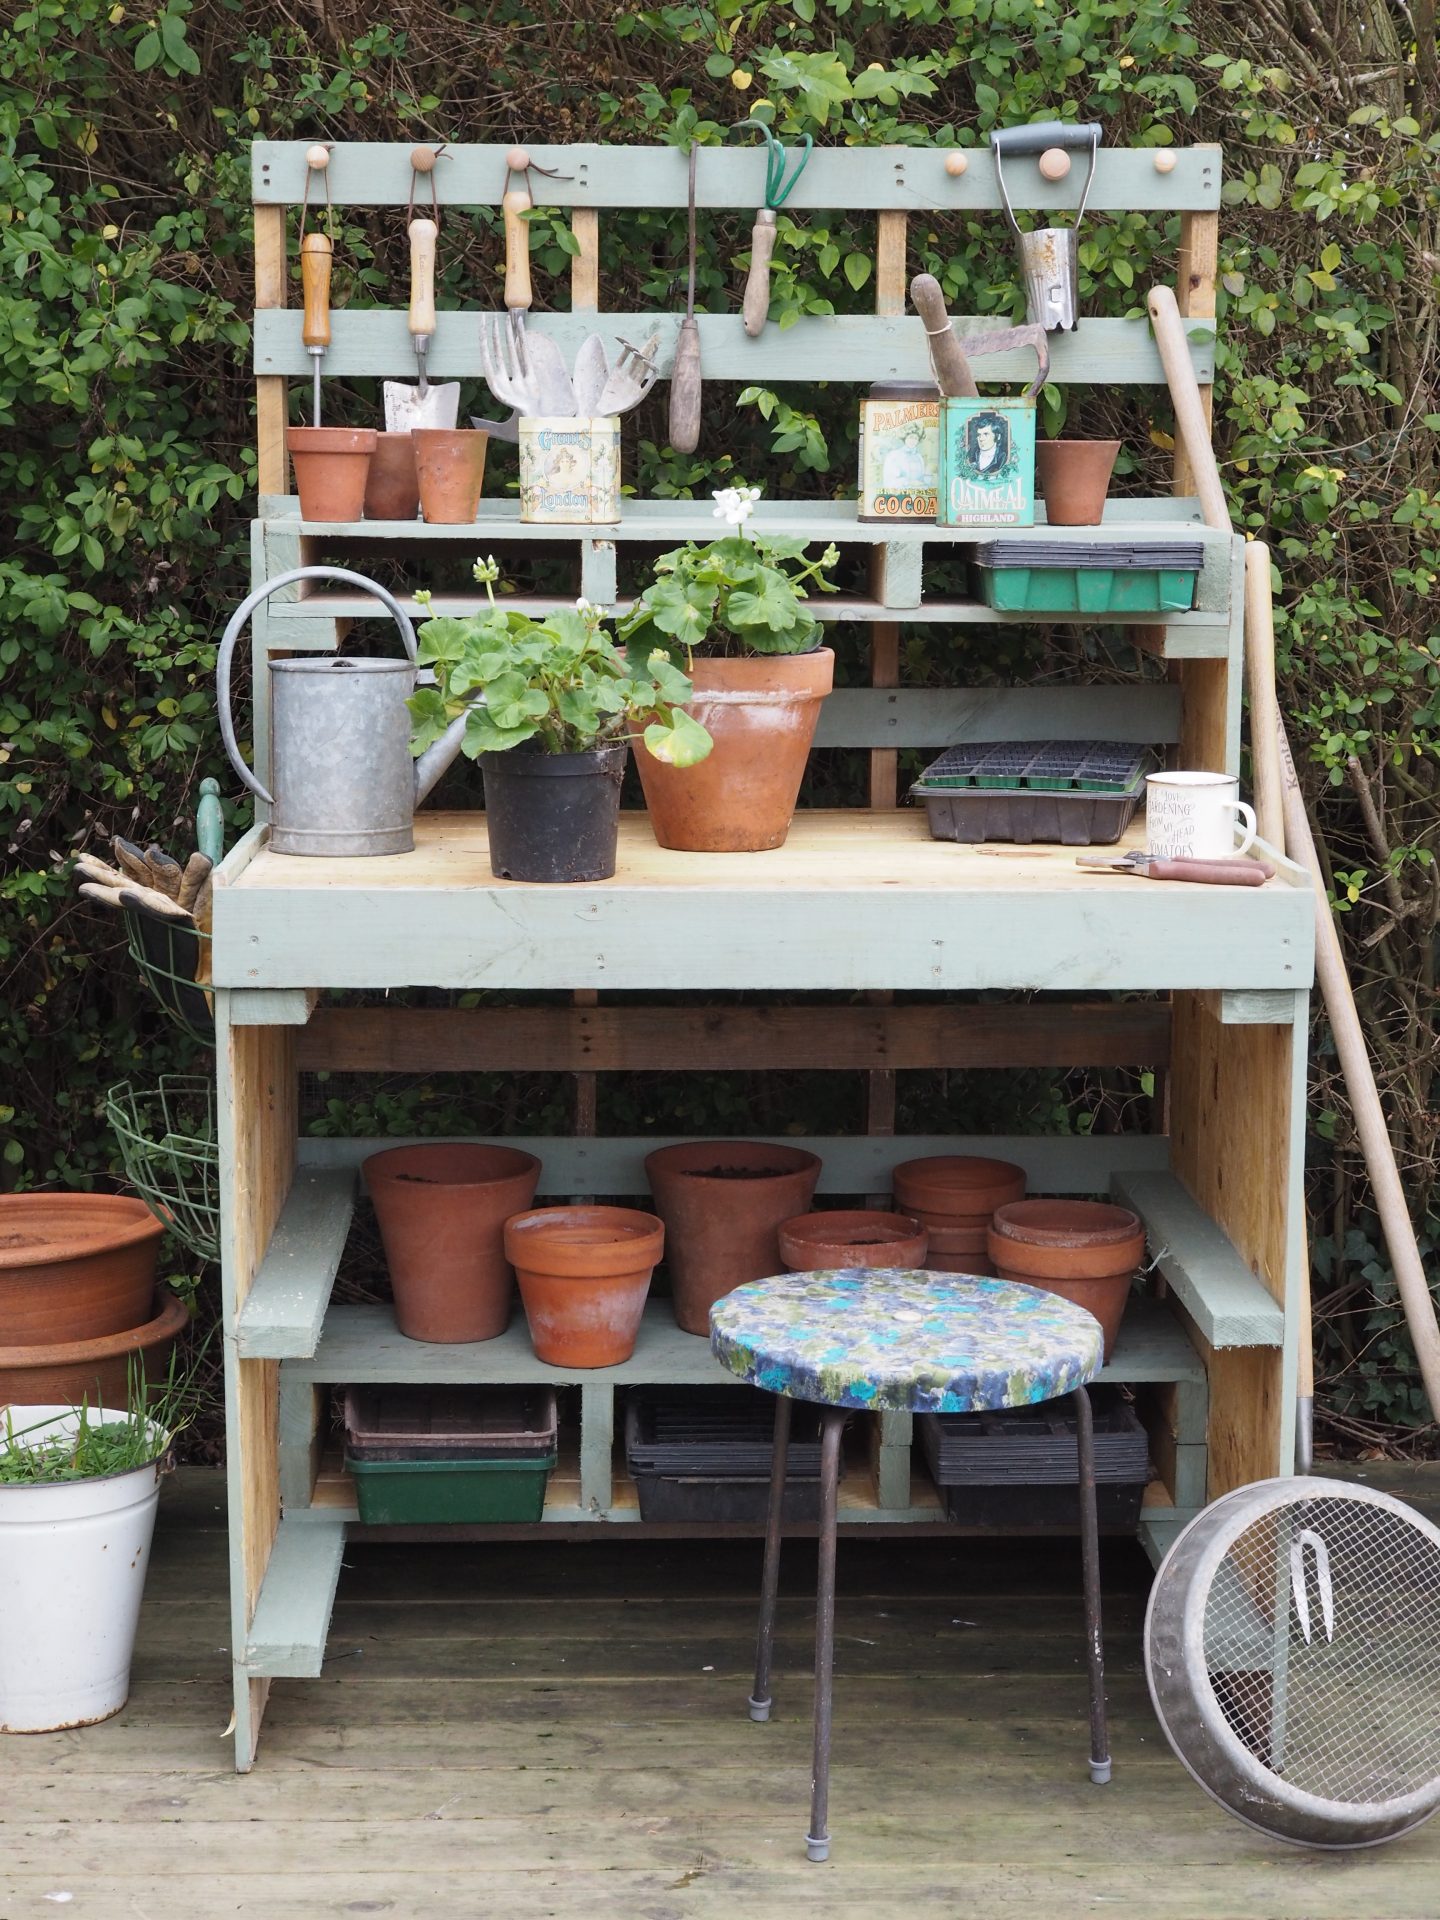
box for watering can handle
[990,122,1101,156]
[215,566,420,808]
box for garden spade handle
[300,231,333,427]
[408,216,438,394]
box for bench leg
[748,1394,792,1723]
[1073,1385,1112,1784]
[807,1406,846,1862]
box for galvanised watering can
[216,566,470,857]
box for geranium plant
[408,559,713,767]
[616,486,840,661]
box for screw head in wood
[944,151,968,177]
[506,146,531,172]
[1038,147,1070,182]
[1153,148,1178,174]
[410,145,439,173]
[304,144,331,171]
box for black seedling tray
[921,1389,1151,1532]
[626,1387,824,1477]
[344,1385,558,1463]
[911,741,1151,844]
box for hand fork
[479,312,542,416]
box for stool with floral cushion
[709,1266,1111,1861]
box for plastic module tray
[910,740,1152,845]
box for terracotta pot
[413,428,488,524]
[908,1213,991,1256]
[363,432,421,520]
[892,1156,1026,1221]
[636,648,834,852]
[0,1288,189,1406]
[991,1265,1129,1358]
[0,1194,164,1345]
[365,1144,541,1344]
[645,1141,822,1333]
[1035,439,1122,527]
[505,1207,663,1367]
[778,1210,927,1272]
[988,1201,1145,1361]
[926,1253,998,1277]
[286,426,376,522]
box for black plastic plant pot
[479,742,627,883]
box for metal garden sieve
[1145,1476,1440,1848]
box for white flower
[712,484,761,532]
[575,596,596,615]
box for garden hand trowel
[383,216,460,432]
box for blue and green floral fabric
[709,1269,1102,1412]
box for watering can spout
[413,707,473,808]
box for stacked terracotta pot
[645,1141,821,1334]
[988,1200,1144,1360]
[891,1156,1027,1276]
[778,1210,927,1273]
[0,1193,186,1405]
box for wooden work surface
[216,812,1313,995]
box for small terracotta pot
[778,1210,928,1273]
[365,1144,541,1344]
[287,425,376,522]
[1035,439,1122,527]
[363,432,421,520]
[413,428,488,524]
[645,1141,822,1334]
[988,1200,1145,1360]
[636,649,834,852]
[0,1289,189,1406]
[0,1194,164,1345]
[505,1206,663,1367]
[892,1156,1026,1222]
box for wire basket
[106,1075,220,1263]
[123,907,213,1043]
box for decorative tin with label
[938,396,1037,528]
[857,381,940,522]
[518,416,621,524]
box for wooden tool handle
[1149,857,1269,886]
[408,217,438,340]
[301,231,333,350]
[908,273,978,397]
[743,209,777,338]
[668,317,702,454]
[1146,285,1229,532]
[502,186,532,313]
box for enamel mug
[1145,771,1258,861]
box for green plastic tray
[976,567,1198,613]
[347,1451,556,1525]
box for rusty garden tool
[1075,852,1273,886]
[991,121,1101,332]
[909,274,979,396]
[669,141,702,451]
[383,148,461,433]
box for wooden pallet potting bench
[215,139,1314,1769]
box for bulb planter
[778,1210,928,1273]
[504,1207,663,1368]
[364,1143,541,1344]
[1035,439,1122,526]
[0,1194,164,1345]
[987,1200,1145,1360]
[286,425,376,522]
[480,742,627,883]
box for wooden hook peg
[304,144,331,171]
[1038,147,1070,182]
[944,151,968,177]
[505,146,530,173]
[1153,149,1177,174]
[410,145,439,173]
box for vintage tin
[937,395,1037,527]
[518,415,621,524]
[857,381,940,522]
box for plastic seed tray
[919,1388,1151,1531]
[343,1385,558,1523]
[973,539,1204,615]
[910,741,1152,845]
[626,1387,826,1524]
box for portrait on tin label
[959,409,1016,486]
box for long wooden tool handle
[743,209,777,338]
[669,317,702,454]
[1244,543,1286,850]
[502,186,532,312]
[1146,285,1228,530]
[301,231,333,350]
[408,217,438,341]
[909,273,978,397]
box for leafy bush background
[2,0,1438,1448]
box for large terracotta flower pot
[0,1194,164,1345]
[363,431,421,520]
[636,648,834,852]
[645,1140,822,1334]
[892,1155,1026,1221]
[504,1206,663,1367]
[412,428,488,524]
[779,1209,927,1273]
[1035,439,1121,527]
[0,1288,189,1407]
[365,1144,541,1344]
[286,425,376,522]
[988,1200,1145,1359]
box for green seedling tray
[347,1451,557,1525]
[976,567,1198,614]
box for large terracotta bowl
[0,1193,164,1344]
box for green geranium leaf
[406,686,453,754]
[463,709,539,757]
[644,708,714,767]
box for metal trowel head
[382,379,461,432]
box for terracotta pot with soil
[636,649,834,852]
[0,1288,189,1407]
[1035,440,1122,527]
[504,1206,663,1367]
[892,1155,1026,1221]
[645,1141,822,1333]
[363,432,421,520]
[0,1193,164,1345]
[286,425,376,522]
[413,428,488,524]
[987,1200,1145,1360]
[778,1210,927,1273]
[365,1144,541,1344]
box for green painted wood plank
[235,1167,358,1360]
[243,1515,347,1678]
[814,686,1184,749]
[579,1384,614,1516]
[1206,988,1301,1025]
[1111,1171,1286,1349]
[876,1411,914,1511]
[254,310,1214,386]
[1137,1506,1200,1568]
[279,1372,321,1510]
[252,141,1220,213]
[229,989,316,1026]
[1170,1442,1208,1511]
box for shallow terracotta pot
[0,1194,164,1345]
[363,432,421,520]
[892,1156,1026,1221]
[778,1209,927,1273]
[365,1144,541,1344]
[989,1200,1145,1361]
[0,1288,189,1406]
[645,1141,822,1334]
[413,428,488,524]
[286,425,376,522]
[505,1206,663,1367]
[636,648,834,852]
[1035,439,1121,527]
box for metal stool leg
[807,1406,845,1862]
[748,1395,792,1723]
[1072,1385,1111,1784]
